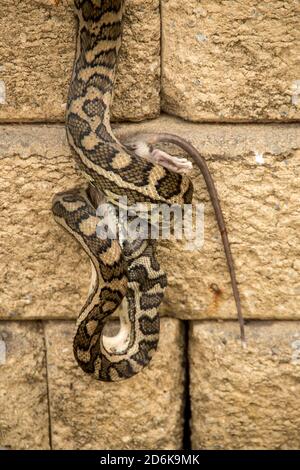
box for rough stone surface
[45,319,185,450]
[113,0,161,121]
[161,0,300,122]
[0,0,160,122]
[0,322,49,450]
[0,117,299,320]
[189,321,300,450]
[0,125,88,320]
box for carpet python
[52,0,244,382]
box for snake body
[52,0,193,381]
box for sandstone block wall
[0,0,299,450]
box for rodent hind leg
[122,136,193,175]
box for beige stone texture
[0,321,50,450]
[45,318,185,450]
[0,0,160,122]
[0,117,299,321]
[189,321,300,450]
[0,125,87,320]
[161,0,300,122]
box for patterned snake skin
[52,0,193,382]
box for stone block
[45,318,185,450]
[0,0,160,122]
[189,321,300,450]
[0,322,49,450]
[161,0,300,122]
[1,118,299,320]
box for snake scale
[52,0,245,382]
